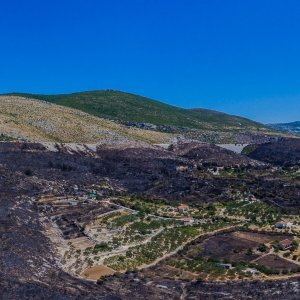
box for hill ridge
[0,95,174,143]
[4,89,266,130]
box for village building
[176,165,188,172]
[219,263,232,270]
[243,268,260,275]
[275,220,287,229]
[69,200,78,206]
[279,239,293,250]
[88,193,97,200]
[180,217,194,226]
[177,204,189,213]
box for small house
[243,268,260,275]
[176,165,188,172]
[279,239,293,250]
[69,200,78,206]
[88,193,97,200]
[219,263,232,270]
[275,221,287,229]
[177,204,189,213]
[180,217,194,226]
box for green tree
[257,244,267,252]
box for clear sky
[1,0,299,123]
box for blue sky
[0,0,299,123]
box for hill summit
[0,95,173,143]
[5,90,278,143]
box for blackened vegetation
[187,279,300,299]
[50,203,115,239]
[0,146,175,299]
[172,141,252,167]
[244,138,300,167]
[251,177,300,212]
[1,141,298,210]
[1,141,300,299]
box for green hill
[6,90,267,132]
[0,95,173,144]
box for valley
[2,1,300,298]
[1,136,300,299]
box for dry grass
[80,264,115,280]
[0,96,174,144]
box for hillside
[7,90,269,132]
[269,121,300,135]
[242,138,300,167]
[0,96,173,144]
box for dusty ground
[233,231,288,244]
[196,232,262,262]
[0,95,173,143]
[81,265,115,280]
[255,254,299,273]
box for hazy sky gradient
[1,0,299,123]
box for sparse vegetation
[0,95,173,144]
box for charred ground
[1,139,300,299]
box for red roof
[181,217,192,222]
[276,220,286,225]
[178,204,189,209]
[279,239,292,248]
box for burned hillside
[1,141,300,299]
[172,140,254,167]
[0,141,299,207]
[243,138,300,167]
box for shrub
[257,244,267,252]
[24,169,33,176]
[246,248,253,256]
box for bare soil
[197,232,261,262]
[233,231,288,244]
[193,231,292,263]
[255,254,300,272]
[81,264,115,280]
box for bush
[246,248,253,256]
[257,244,267,252]
[24,169,33,176]
[94,242,111,253]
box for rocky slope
[6,90,285,143]
[243,138,300,167]
[0,96,174,144]
[172,140,254,167]
[6,90,265,129]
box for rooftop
[279,239,292,248]
[178,204,189,209]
